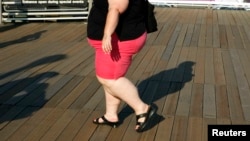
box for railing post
[0,0,2,24]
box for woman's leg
[97,76,149,129]
[103,86,120,122]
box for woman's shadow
[0,55,66,124]
[118,61,195,131]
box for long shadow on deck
[0,55,66,124]
[0,30,46,49]
[119,61,195,131]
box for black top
[87,0,146,41]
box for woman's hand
[102,0,129,54]
[102,34,112,54]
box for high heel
[93,116,119,128]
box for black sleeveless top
[87,0,146,41]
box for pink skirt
[87,32,147,79]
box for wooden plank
[138,114,161,141]
[0,71,34,100]
[164,22,182,55]
[34,45,82,74]
[190,24,201,47]
[205,24,213,47]
[186,117,203,141]
[194,47,205,84]
[203,84,216,119]
[82,87,105,111]
[154,115,174,141]
[227,85,245,121]
[170,116,188,141]
[231,25,244,49]
[56,76,94,109]
[55,109,92,141]
[43,76,84,108]
[73,111,107,141]
[238,49,250,87]
[162,82,181,116]
[221,10,229,25]
[212,23,220,48]
[215,85,230,119]
[204,48,215,84]
[225,25,236,48]
[126,44,152,78]
[217,118,231,125]
[183,47,197,83]
[162,47,182,82]
[221,50,237,85]
[140,80,161,104]
[151,81,170,110]
[69,78,100,109]
[217,10,223,25]
[141,46,162,80]
[190,9,199,24]
[175,23,188,47]
[0,105,12,119]
[213,48,226,85]
[202,118,216,141]
[219,25,228,48]
[151,45,170,76]
[105,113,132,141]
[229,49,250,121]
[68,48,94,76]
[0,106,25,130]
[7,108,52,141]
[130,46,157,81]
[0,107,39,141]
[189,83,203,117]
[15,74,63,107]
[23,108,66,141]
[231,11,243,25]
[172,47,189,82]
[206,9,213,25]
[3,72,59,105]
[226,11,236,25]
[32,74,75,107]
[183,24,194,47]
[241,11,250,25]
[0,23,43,45]
[175,82,192,116]
[117,114,141,141]
[0,24,64,70]
[212,10,218,25]
[238,25,250,49]
[198,24,206,47]
[39,109,78,141]
[195,9,205,24]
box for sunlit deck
[1,7,250,141]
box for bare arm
[102,0,129,54]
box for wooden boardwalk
[1,7,250,141]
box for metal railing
[149,0,250,9]
[1,0,93,23]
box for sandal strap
[101,116,109,123]
[136,113,148,120]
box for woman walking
[87,0,157,132]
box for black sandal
[135,104,157,132]
[93,116,119,128]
